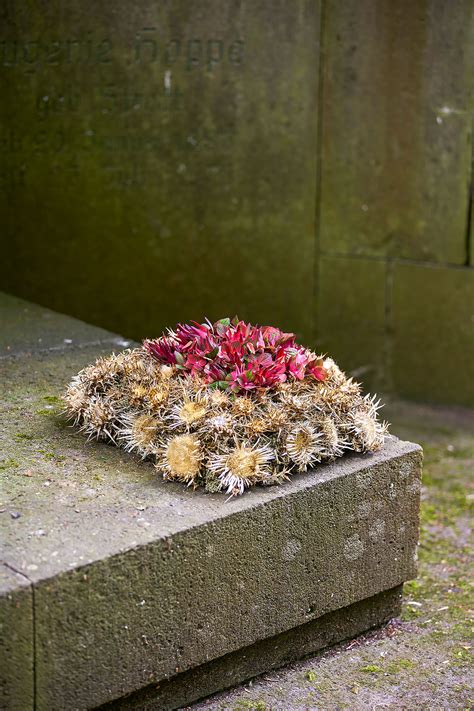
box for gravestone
[0,1,321,342]
[0,293,422,710]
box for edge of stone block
[97,585,404,710]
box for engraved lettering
[23,40,40,65]
[96,39,112,64]
[187,39,201,70]
[135,28,158,64]
[1,40,19,66]
[164,39,180,65]
[45,41,62,65]
[207,40,223,71]
[66,39,81,64]
[228,39,245,65]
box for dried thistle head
[63,377,90,425]
[284,423,322,471]
[159,364,175,380]
[145,382,170,411]
[208,389,231,408]
[120,413,159,457]
[245,417,273,436]
[231,396,256,418]
[322,357,345,385]
[120,348,155,379]
[156,434,202,483]
[169,393,208,430]
[279,392,311,417]
[316,415,347,458]
[265,406,289,430]
[203,413,235,437]
[80,354,124,395]
[128,383,148,408]
[208,441,274,495]
[80,397,117,442]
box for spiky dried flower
[120,413,158,457]
[63,377,90,425]
[208,389,231,408]
[316,416,348,458]
[156,434,202,483]
[205,413,234,435]
[208,441,274,495]
[170,398,207,428]
[80,397,117,442]
[231,396,256,418]
[284,423,322,471]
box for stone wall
[316,1,474,407]
[1,1,473,406]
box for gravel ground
[188,400,474,711]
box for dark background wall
[1,1,473,406]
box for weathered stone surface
[0,290,128,357]
[319,0,473,262]
[0,0,321,343]
[471,129,474,266]
[316,256,387,391]
[100,586,403,710]
[392,263,474,407]
[0,295,422,708]
[0,566,34,710]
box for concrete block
[0,294,422,709]
[320,0,472,263]
[392,263,474,407]
[316,256,387,391]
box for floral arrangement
[64,318,388,496]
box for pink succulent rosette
[143,317,327,392]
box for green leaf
[206,347,219,360]
[218,317,231,326]
[209,380,230,390]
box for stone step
[0,292,422,710]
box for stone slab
[319,0,473,263]
[316,256,387,392]
[0,294,422,708]
[0,290,129,358]
[391,263,474,407]
[0,565,34,710]
[0,0,321,344]
[99,586,403,710]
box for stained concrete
[0,293,422,709]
